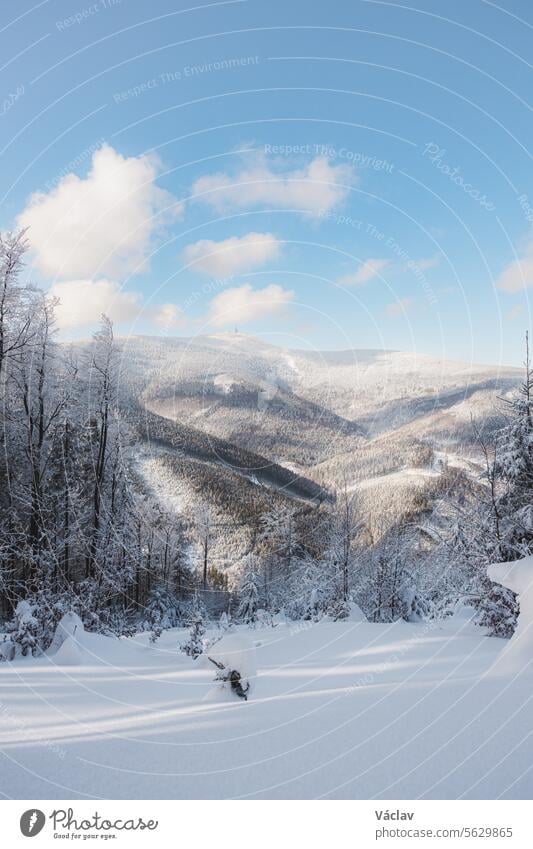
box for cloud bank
[191,155,354,217]
[207,283,294,327]
[18,144,182,280]
[183,232,280,277]
[50,279,183,332]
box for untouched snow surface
[1,618,532,800]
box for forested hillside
[1,231,532,659]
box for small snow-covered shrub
[219,611,233,632]
[401,589,429,623]
[180,617,206,659]
[143,587,182,644]
[6,600,40,658]
[102,608,138,639]
[0,636,15,662]
[284,597,308,621]
[255,608,275,628]
[329,598,351,621]
[180,595,208,658]
[476,584,519,639]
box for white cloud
[386,297,412,317]
[496,251,533,293]
[337,258,389,287]
[18,144,182,280]
[49,279,141,330]
[183,232,280,277]
[207,283,294,327]
[152,302,186,329]
[191,154,354,217]
[50,279,184,333]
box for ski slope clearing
[1,618,532,800]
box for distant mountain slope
[124,404,329,505]
[116,331,519,459]
[113,333,521,540]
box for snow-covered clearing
[352,467,440,492]
[137,451,190,516]
[349,450,481,493]
[1,616,532,800]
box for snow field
[1,615,532,800]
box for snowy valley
[1,239,532,800]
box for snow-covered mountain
[117,332,518,476]
[109,332,521,554]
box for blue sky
[1,0,533,365]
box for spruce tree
[495,333,533,560]
[237,571,259,625]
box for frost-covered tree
[259,505,301,604]
[0,233,192,646]
[445,339,533,636]
[328,481,364,603]
[143,586,181,643]
[0,229,32,386]
[85,316,116,580]
[284,554,335,621]
[494,336,533,561]
[192,502,214,591]
[219,611,231,631]
[237,569,259,625]
[355,527,422,623]
[180,616,206,658]
[180,595,207,658]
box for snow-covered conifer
[180,594,207,658]
[6,600,40,657]
[237,571,259,625]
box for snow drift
[488,554,533,676]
